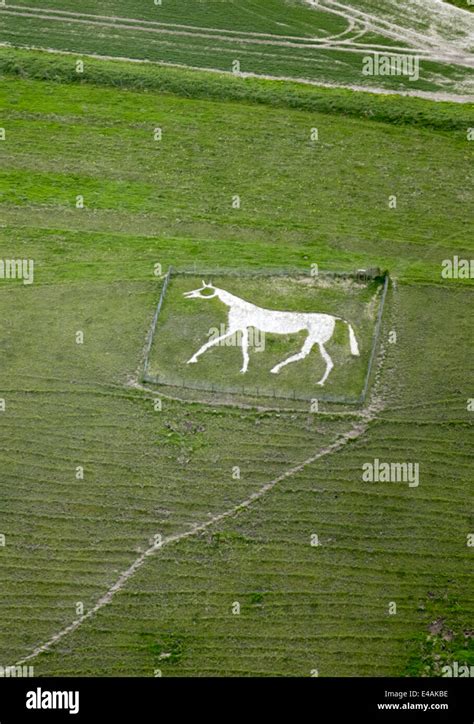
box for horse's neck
[215,288,251,309]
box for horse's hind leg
[270,334,316,374]
[316,343,333,386]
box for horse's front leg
[240,328,249,373]
[187,328,236,364]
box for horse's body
[184,283,359,386]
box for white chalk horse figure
[184,282,359,386]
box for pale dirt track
[13,315,387,667]
[315,0,474,66]
[15,390,381,667]
[2,2,473,72]
[1,4,368,49]
[2,42,473,102]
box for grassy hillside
[2,47,473,131]
[1,0,348,38]
[1,257,472,677]
[0,51,472,285]
[1,1,473,96]
[0,52,472,676]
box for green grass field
[1,0,473,97]
[0,34,473,677]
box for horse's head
[183,281,218,299]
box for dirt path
[4,3,347,42]
[316,0,474,66]
[1,4,458,58]
[13,386,382,666]
[3,42,473,102]
[9,275,389,667]
[2,3,473,99]
[1,5,364,50]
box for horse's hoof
[187,358,197,364]
[270,367,279,374]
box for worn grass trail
[15,399,376,667]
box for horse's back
[230,305,336,339]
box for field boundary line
[359,272,390,404]
[14,401,378,667]
[142,266,172,379]
[130,378,367,416]
[2,44,472,102]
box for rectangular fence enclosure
[142,267,389,405]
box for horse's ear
[202,280,206,287]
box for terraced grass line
[14,400,378,667]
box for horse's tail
[341,320,359,356]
